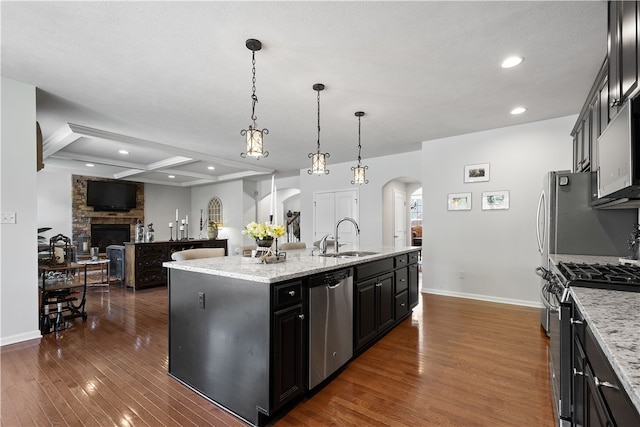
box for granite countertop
[570,287,640,413]
[163,246,419,283]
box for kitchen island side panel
[168,269,270,425]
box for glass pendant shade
[352,165,368,184]
[245,128,264,157]
[310,152,329,175]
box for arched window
[207,197,223,226]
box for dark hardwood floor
[1,277,554,426]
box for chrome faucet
[318,233,331,255]
[334,217,360,254]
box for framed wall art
[482,190,509,210]
[447,192,472,211]
[464,163,490,183]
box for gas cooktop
[555,262,640,292]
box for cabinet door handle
[400,303,406,307]
[376,283,382,287]
[594,376,618,390]
[573,368,584,376]
[609,98,621,107]
[288,290,296,297]
[298,314,305,320]
[400,278,406,282]
[570,319,583,325]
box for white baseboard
[421,287,543,308]
[1,330,41,347]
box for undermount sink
[320,251,378,258]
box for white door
[313,192,334,241]
[334,190,358,248]
[313,189,358,247]
[393,190,406,247]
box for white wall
[144,183,191,241]
[299,151,422,247]
[37,170,72,240]
[421,115,576,306]
[1,77,41,346]
[191,180,244,255]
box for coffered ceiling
[2,1,607,186]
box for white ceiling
[2,1,607,186]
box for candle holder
[169,225,174,241]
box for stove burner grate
[557,262,640,288]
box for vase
[207,224,218,240]
[256,238,274,248]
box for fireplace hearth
[91,224,131,252]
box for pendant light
[351,111,369,184]
[308,83,330,175]
[240,39,269,159]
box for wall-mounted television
[86,180,137,211]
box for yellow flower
[243,222,286,239]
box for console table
[124,239,228,290]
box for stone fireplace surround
[72,175,144,255]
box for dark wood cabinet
[354,272,394,351]
[571,303,640,426]
[408,261,419,308]
[612,1,639,107]
[573,1,639,173]
[271,280,304,411]
[125,239,227,289]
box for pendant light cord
[316,89,321,153]
[251,51,258,126]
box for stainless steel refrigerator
[536,171,637,335]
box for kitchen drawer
[585,324,640,425]
[395,268,408,294]
[395,290,409,319]
[273,280,302,309]
[408,251,419,265]
[394,254,408,268]
[355,258,394,281]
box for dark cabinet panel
[378,274,394,332]
[355,272,394,351]
[408,263,419,309]
[619,1,639,101]
[272,303,304,411]
[355,277,378,350]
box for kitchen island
[163,246,420,426]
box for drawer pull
[400,278,406,282]
[376,283,382,287]
[573,368,584,376]
[570,319,583,325]
[400,303,406,307]
[594,377,618,390]
[288,290,296,297]
[298,314,305,320]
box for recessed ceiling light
[501,56,524,68]
[168,175,175,179]
[119,150,129,155]
[207,166,215,170]
[511,106,527,115]
[85,163,95,167]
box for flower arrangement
[243,221,286,240]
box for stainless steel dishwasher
[308,268,353,390]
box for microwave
[595,96,640,205]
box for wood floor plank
[2,279,554,426]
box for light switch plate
[1,212,16,224]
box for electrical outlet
[198,292,205,309]
[1,212,16,224]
